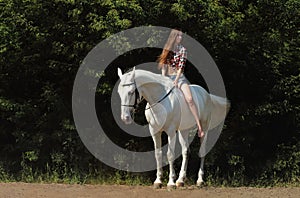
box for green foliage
[0,0,299,186]
[258,142,300,186]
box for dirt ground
[0,183,299,198]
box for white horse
[117,67,229,188]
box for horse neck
[135,73,166,105]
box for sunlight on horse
[117,67,230,188]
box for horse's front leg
[166,130,176,188]
[176,130,189,187]
[151,131,163,188]
[197,136,205,187]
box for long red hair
[157,29,182,69]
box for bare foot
[198,129,204,138]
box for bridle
[121,80,175,111]
[121,80,140,110]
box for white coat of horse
[117,67,229,188]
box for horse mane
[124,69,173,88]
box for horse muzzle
[121,115,133,124]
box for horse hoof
[196,181,205,188]
[176,182,184,187]
[167,184,176,190]
[153,183,162,189]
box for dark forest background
[0,0,299,186]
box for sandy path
[0,183,299,198]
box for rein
[144,86,175,110]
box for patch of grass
[0,160,299,187]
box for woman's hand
[173,79,178,87]
[173,68,182,88]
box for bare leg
[180,84,204,138]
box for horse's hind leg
[176,130,189,187]
[197,136,205,187]
[197,157,205,186]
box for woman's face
[175,31,183,45]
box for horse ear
[131,67,135,79]
[117,68,123,78]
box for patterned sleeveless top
[166,44,187,71]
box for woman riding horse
[157,29,204,138]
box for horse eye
[129,91,134,95]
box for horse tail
[208,94,230,130]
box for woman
[157,29,204,138]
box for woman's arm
[161,64,167,76]
[173,68,183,87]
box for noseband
[121,80,140,109]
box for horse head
[117,67,137,124]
